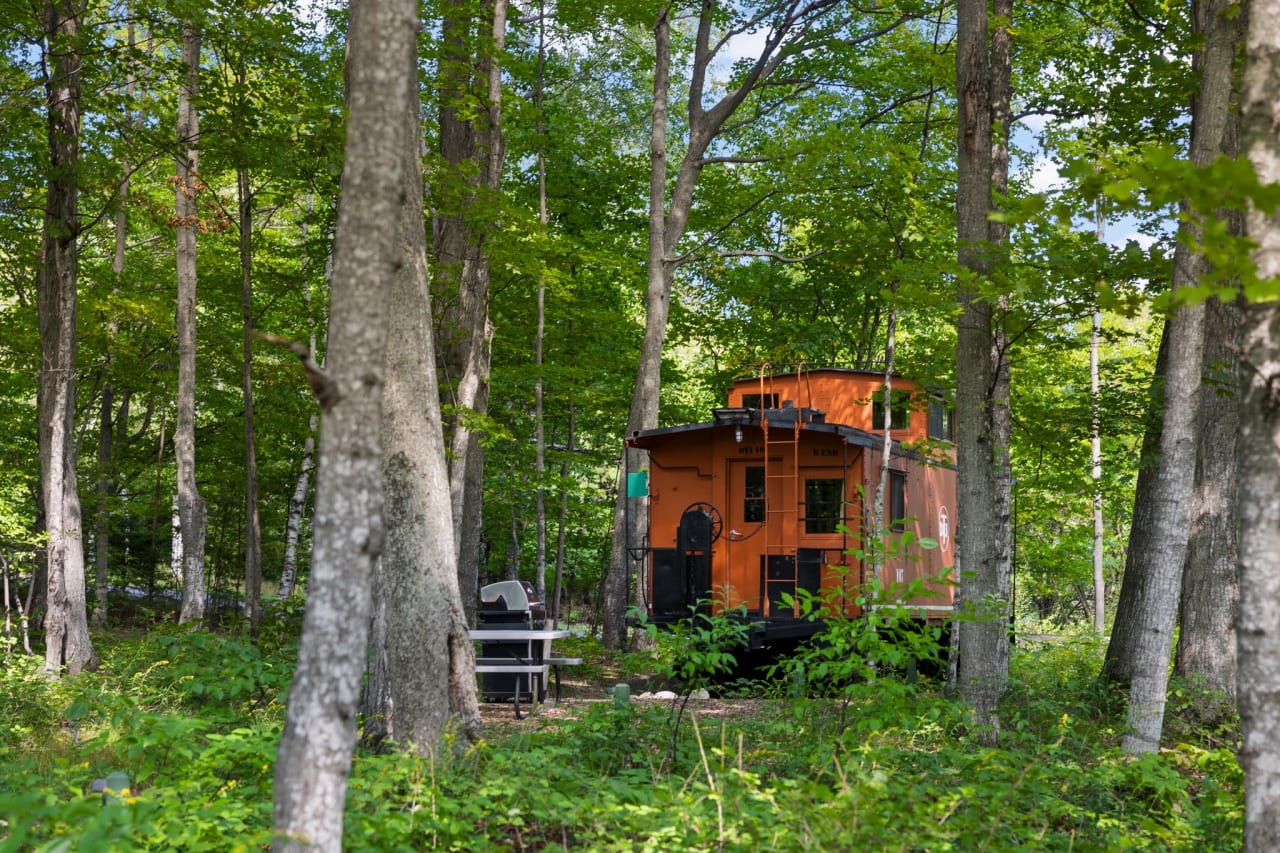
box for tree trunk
[552,401,573,626]
[38,0,96,676]
[434,0,507,618]
[1173,295,1242,696]
[279,418,315,601]
[279,199,321,602]
[238,166,263,634]
[604,6,673,649]
[175,22,207,626]
[93,9,138,627]
[533,0,549,605]
[1104,0,1239,754]
[93,382,112,625]
[271,0,415,844]
[361,61,481,752]
[953,0,1012,746]
[1174,58,1246,696]
[1237,3,1280,846]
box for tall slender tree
[38,0,96,675]
[175,21,207,625]
[271,0,416,845]
[953,0,1013,744]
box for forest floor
[474,660,761,734]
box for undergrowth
[0,622,1244,851]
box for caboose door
[725,459,770,616]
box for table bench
[474,659,549,718]
[544,657,583,702]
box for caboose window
[890,471,906,532]
[742,393,779,410]
[804,478,844,534]
[871,389,911,430]
[744,466,766,522]
[928,397,954,441]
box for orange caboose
[625,368,957,647]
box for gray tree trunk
[271,0,416,846]
[94,382,111,626]
[602,6,673,650]
[1109,0,1238,755]
[1101,328,1168,684]
[361,66,481,752]
[175,22,207,626]
[1174,64,1246,696]
[533,0,549,605]
[1173,294,1242,696]
[1238,2,1280,846]
[38,0,96,676]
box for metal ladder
[758,364,809,617]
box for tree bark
[1173,293,1242,696]
[271,0,416,845]
[38,0,96,676]
[175,22,207,625]
[361,56,481,752]
[1102,0,1239,754]
[1238,1,1280,846]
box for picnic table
[470,626,581,717]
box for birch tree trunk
[38,0,96,676]
[1238,2,1280,845]
[175,22,207,625]
[271,0,415,845]
[279,200,321,602]
[94,382,111,625]
[361,57,481,752]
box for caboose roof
[627,409,950,469]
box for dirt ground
[474,674,768,737]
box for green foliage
[772,576,949,698]
[634,600,752,695]
[0,628,1245,851]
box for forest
[2,0,1279,848]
